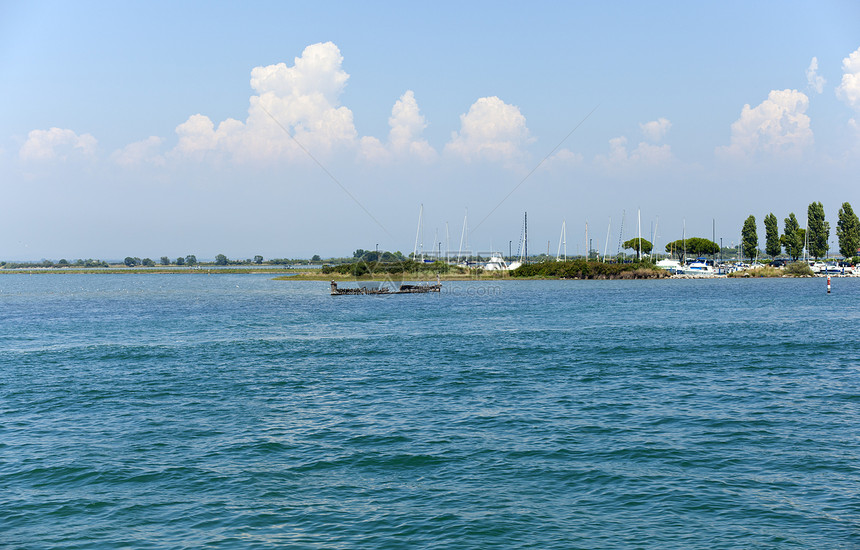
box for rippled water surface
[2,275,859,548]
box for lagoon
[2,275,859,548]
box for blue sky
[2,0,860,260]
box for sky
[2,0,860,261]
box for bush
[784,261,814,277]
[511,260,664,279]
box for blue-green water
[2,275,859,549]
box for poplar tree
[836,202,860,259]
[807,202,829,259]
[781,213,804,261]
[764,213,780,259]
[741,215,758,262]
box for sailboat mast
[556,220,567,262]
[524,212,528,264]
[457,209,467,264]
[445,222,450,264]
[683,219,686,264]
[603,217,611,263]
[654,217,659,261]
[413,204,423,259]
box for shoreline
[1,268,853,280]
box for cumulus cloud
[595,135,672,169]
[19,127,97,162]
[171,41,358,162]
[716,89,812,160]
[806,57,825,94]
[388,91,435,159]
[359,90,436,163]
[836,46,860,112]
[640,117,671,142]
[445,96,530,163]
[112,136,165,166]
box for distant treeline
[1,259,110,269]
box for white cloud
[19,127,97,162]
[549,148,583,164]
[387,91,435,160]
[596,135,672,168]
[806,57,825,94]
[358,136,390,163]
[640,117,671,142]
[836,46,860,112]
[538,148,584,173]
[716,89,812,160]
[359,90,436,163]
[444,96,530,163]
[112,136,164,166]
[171,41,358,162]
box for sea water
[1,274,858,549]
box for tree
[664,239,685,261]
[764,213,781,259]
[807,202,829,259]
[175,256,185,266]
[160,256,171,265]
[686,237,719,258]
[781,213,804,261]
[142,258,155,267]
[622,238,652,259]
[214,254,228,266]
[124,256,139,267]
[311,254,321,262]
[185,254,198,266]
[254,255,264,264]
[836,202,860,259]
[741,215,758,262]
[663,237,718,260]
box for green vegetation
[764,213,780,259]
[807,202,829,259]
[664,237,719,261]
[1,258,109,269]
[742,215,758,262]
[321,259,459,277]
[728,265,782,278]
[836,202,860,259]
[511,260,665,279]
[781,213,804,261]
[784,261,814,277]
[622,238,652,259]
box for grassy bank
[727,262,814,278]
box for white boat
[656,258,683,273]
[683,260,716,276]
[483,255,520,271]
